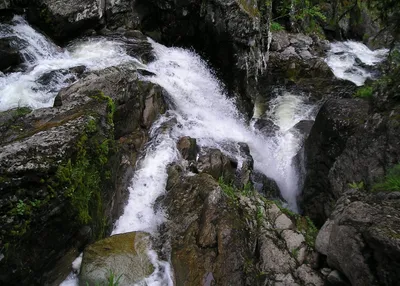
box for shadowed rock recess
[0,0,399,285]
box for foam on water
[325,41,388,86]
[0,16,135,111]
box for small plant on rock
[348,181,365,191]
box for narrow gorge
[0,1,399,286]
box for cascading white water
[325,41,388,86]
[2,17,317,285]
[108,41,318,284]
[0,16,136,111]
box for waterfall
[0,15,135,111]
[325,41,388,86]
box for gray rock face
[316,192,400,286]
[0,63,166,285]
[165,150,323,285]
[300,98,370,226]
[80,232,154,286]
[301,97,400,227]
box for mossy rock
[80,232,154,286]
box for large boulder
[164,161,324,285]
[0,64,166,285]
[316,191,400,286]
[24,0,106,42]
[300,97,400,227]
[299,98,369,226]
[80,232,154,285]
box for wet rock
[26,0,106,42]
[165,164,322,285]
[197,148,236,182]
[295,264,324,286]
[80,232,154,285]
[290,120,314,143]
[105,0,139,30]
[177,136,197,161]
[270,31,290,52]
[254,118,279,136]
[0,36,23,71]
[251,171,281,199]
[0,65,166,285]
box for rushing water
[325,41,388,86]
[2,16,386,286]
[0,16,135,111]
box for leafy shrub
[354,86,373,98]
[271,21,284,31]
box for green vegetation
[276,202,318,248]
[291,247,299,259]
[218,177,236,199]
[296,216,318,248]
[373,164,400,192]
[272,0,326,34]
[354,86,373,98]
[271,21,284,31]
[348,181,365,190]
[15,106,32,117]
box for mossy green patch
[373,164,400,192]
[238,0,260,17]
[354,86,373,98]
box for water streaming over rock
[325,41,388,86]
[6,17,387,286]
[0,16,135,111]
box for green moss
[354,86,373,98]
[53,117,112,226]
[238,0,260,17]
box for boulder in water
[26,0,106,42]
[177,136,198,161]
[251,171,281,199]
[80,232,154,285]
[197,148,237,183]
[0,36,23,71]
[254,118,280,136]
[290,120,314,144]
